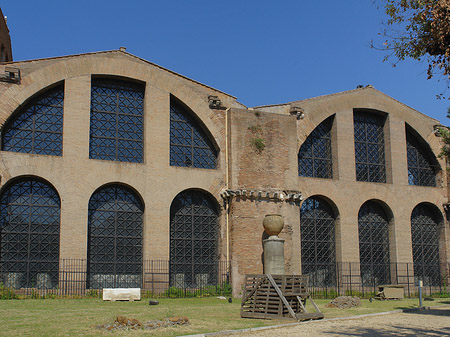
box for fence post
[407,263,410,297]
[349,263,352,296]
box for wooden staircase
[241,274,324,321]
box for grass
[0,297,449,336]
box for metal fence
[307,262,450,298]
[0,259,230,298]
[1,260,449,299]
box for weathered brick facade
[0,13,448,296]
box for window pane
[2,85,64,156]
[89,79,144,163]
[298,116,333,178]
[0,178,60,289]
[170,100,217,169]
[354,112,386,183]
[170,190,218,287]
[87,185,143,288]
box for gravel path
[221,306,450,337]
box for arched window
[170,99,217,169]
[89,79,145,163]
[0,178,60,289]
[354,111,386,183]
[300,196,336,286]
[298,116,333,178]
[406,127,438,186]
[358,201,390,285]
[87,184,144,288]
[170,190,219,287]
[411,203,441,285]
[2,84,64,156]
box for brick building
[0,10,449,296]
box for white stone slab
[102,288,141,301]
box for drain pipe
[225,108,230,274]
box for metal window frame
[2,84,64,156]
[169,100,217,169]
[89,79,145,163]
[300,197,336,286]
[358,201,390,285]
[87,184,144,289]
[169,190,219,287]
[406,130,437,187]
[411,204,441,285]
[0,178,61,289]
[354,112,386,183]
[298,116,333,178]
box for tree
[438,108,450,160]
[374,0,450,95]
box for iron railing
[1,260,449,298]
[0,259,230,298]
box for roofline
[0,8,9,33]
[253,86,440,124]
[7,49,237,99]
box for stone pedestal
[263,237,285,274]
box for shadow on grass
[321,325,450,337]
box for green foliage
[85,289,101,298]
[163,283,232,298]
[344,290,376,299]
[0,283,19,300]
[30,289,41,299]
[250,137,265,153]
[373,0,450,93]
[247,125,262,133]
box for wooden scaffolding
[241,274,324,321]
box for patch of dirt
[97,315,189,331]
[326,296,361,309]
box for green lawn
[0,297,449,336]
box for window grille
[300,197,336,286]
[0,178,60,289]
[298,116,333,178]
[170,100,217,169]
[87,185,143,288]
[358,201,390,285]
[411,204,441,285]
[406,129,437,186]
[2,85,64,156]
[354,112,386,183]
[170,190,219,287]
[89,79,144,163]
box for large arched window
[0,178,60,289]
[354,111,386,183]
[87,184,144,288]
[358,201,390,285]
[300,196,336,286]
[411,203,441,285]
[170,190,219,287]
[2,84,64,156]
[406,127,438,187]
[89,78,145,163]
[170,99,217,169]
[298,116,333,178]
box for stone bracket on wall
[0,67,20,83]
[220,188,302,202]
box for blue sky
[2,0,449,124]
